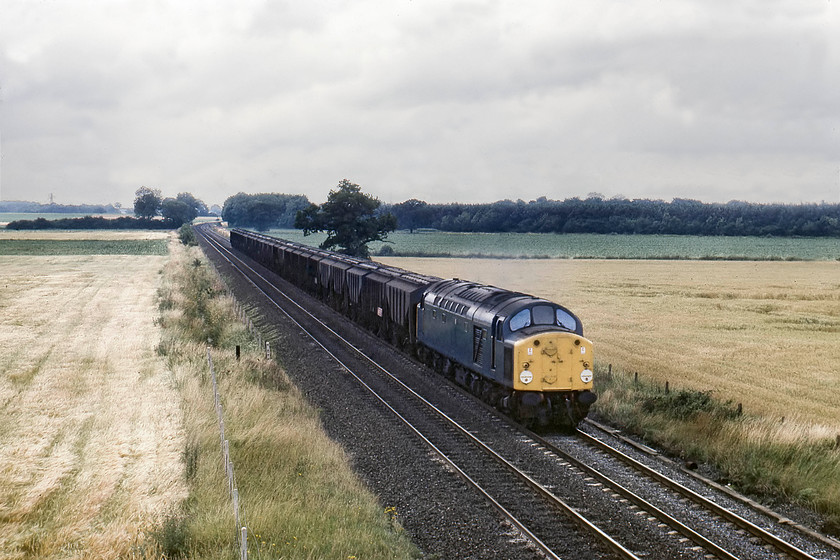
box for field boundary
[206,347,249,560]
[204,269,273,560]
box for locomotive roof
[424,277,577,326]
[425,278,536,307]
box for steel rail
[522,430,740,559]
[445,389,743,560]
[572,422,820,560]
[584,418,840,557]
[195,225,638,560]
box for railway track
[194,224,839,560]
[570,420,840,559]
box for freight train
[229,228,596,428]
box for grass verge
[593,363,840,537]
[145,241,418,559]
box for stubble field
[0,229,419,559]
[0,231,185,558]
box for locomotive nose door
[491,317,501,371]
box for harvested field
[0,239,185,558]
[381,258,840,429]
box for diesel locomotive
[229,228,596,428]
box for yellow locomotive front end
[511,332,594,394]
[502,327,597,428]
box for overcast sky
[2,0,839,208]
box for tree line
[220,184,395,258]
[6,216,174,230]
[0,201,120,214]
[221,192,311,231]
[384,197,840,237]
[133,187,211,226]
[7,187,839,239]
[5,187,211,230]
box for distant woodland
[0,201,120,214]
[220,193,840,237]
[4,216,173,230]
[4,196,840,237]
[221,193,312,231]
[383,197,840,237]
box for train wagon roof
[319,256,355,270]
[386,275,434,295]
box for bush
[178,224,198,246]
[150,513,191,558]
[641,388,740,420]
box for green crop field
[0,212,122,224]
[264,228,840,261]
[0,239,169,256]
[0,228,170,255]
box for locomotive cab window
[532,305,555,325]
[510,309,531,331]
[555,308,577,331]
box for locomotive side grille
[473,326,485,364]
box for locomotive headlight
[519,370,533,384]
[580,369,593,384]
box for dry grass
[384,258,840,429]
[155,241,418,559]
[0,236,186,559]
[0,229,419,559]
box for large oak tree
[295,179,397,258]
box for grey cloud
[1,0,838,207]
